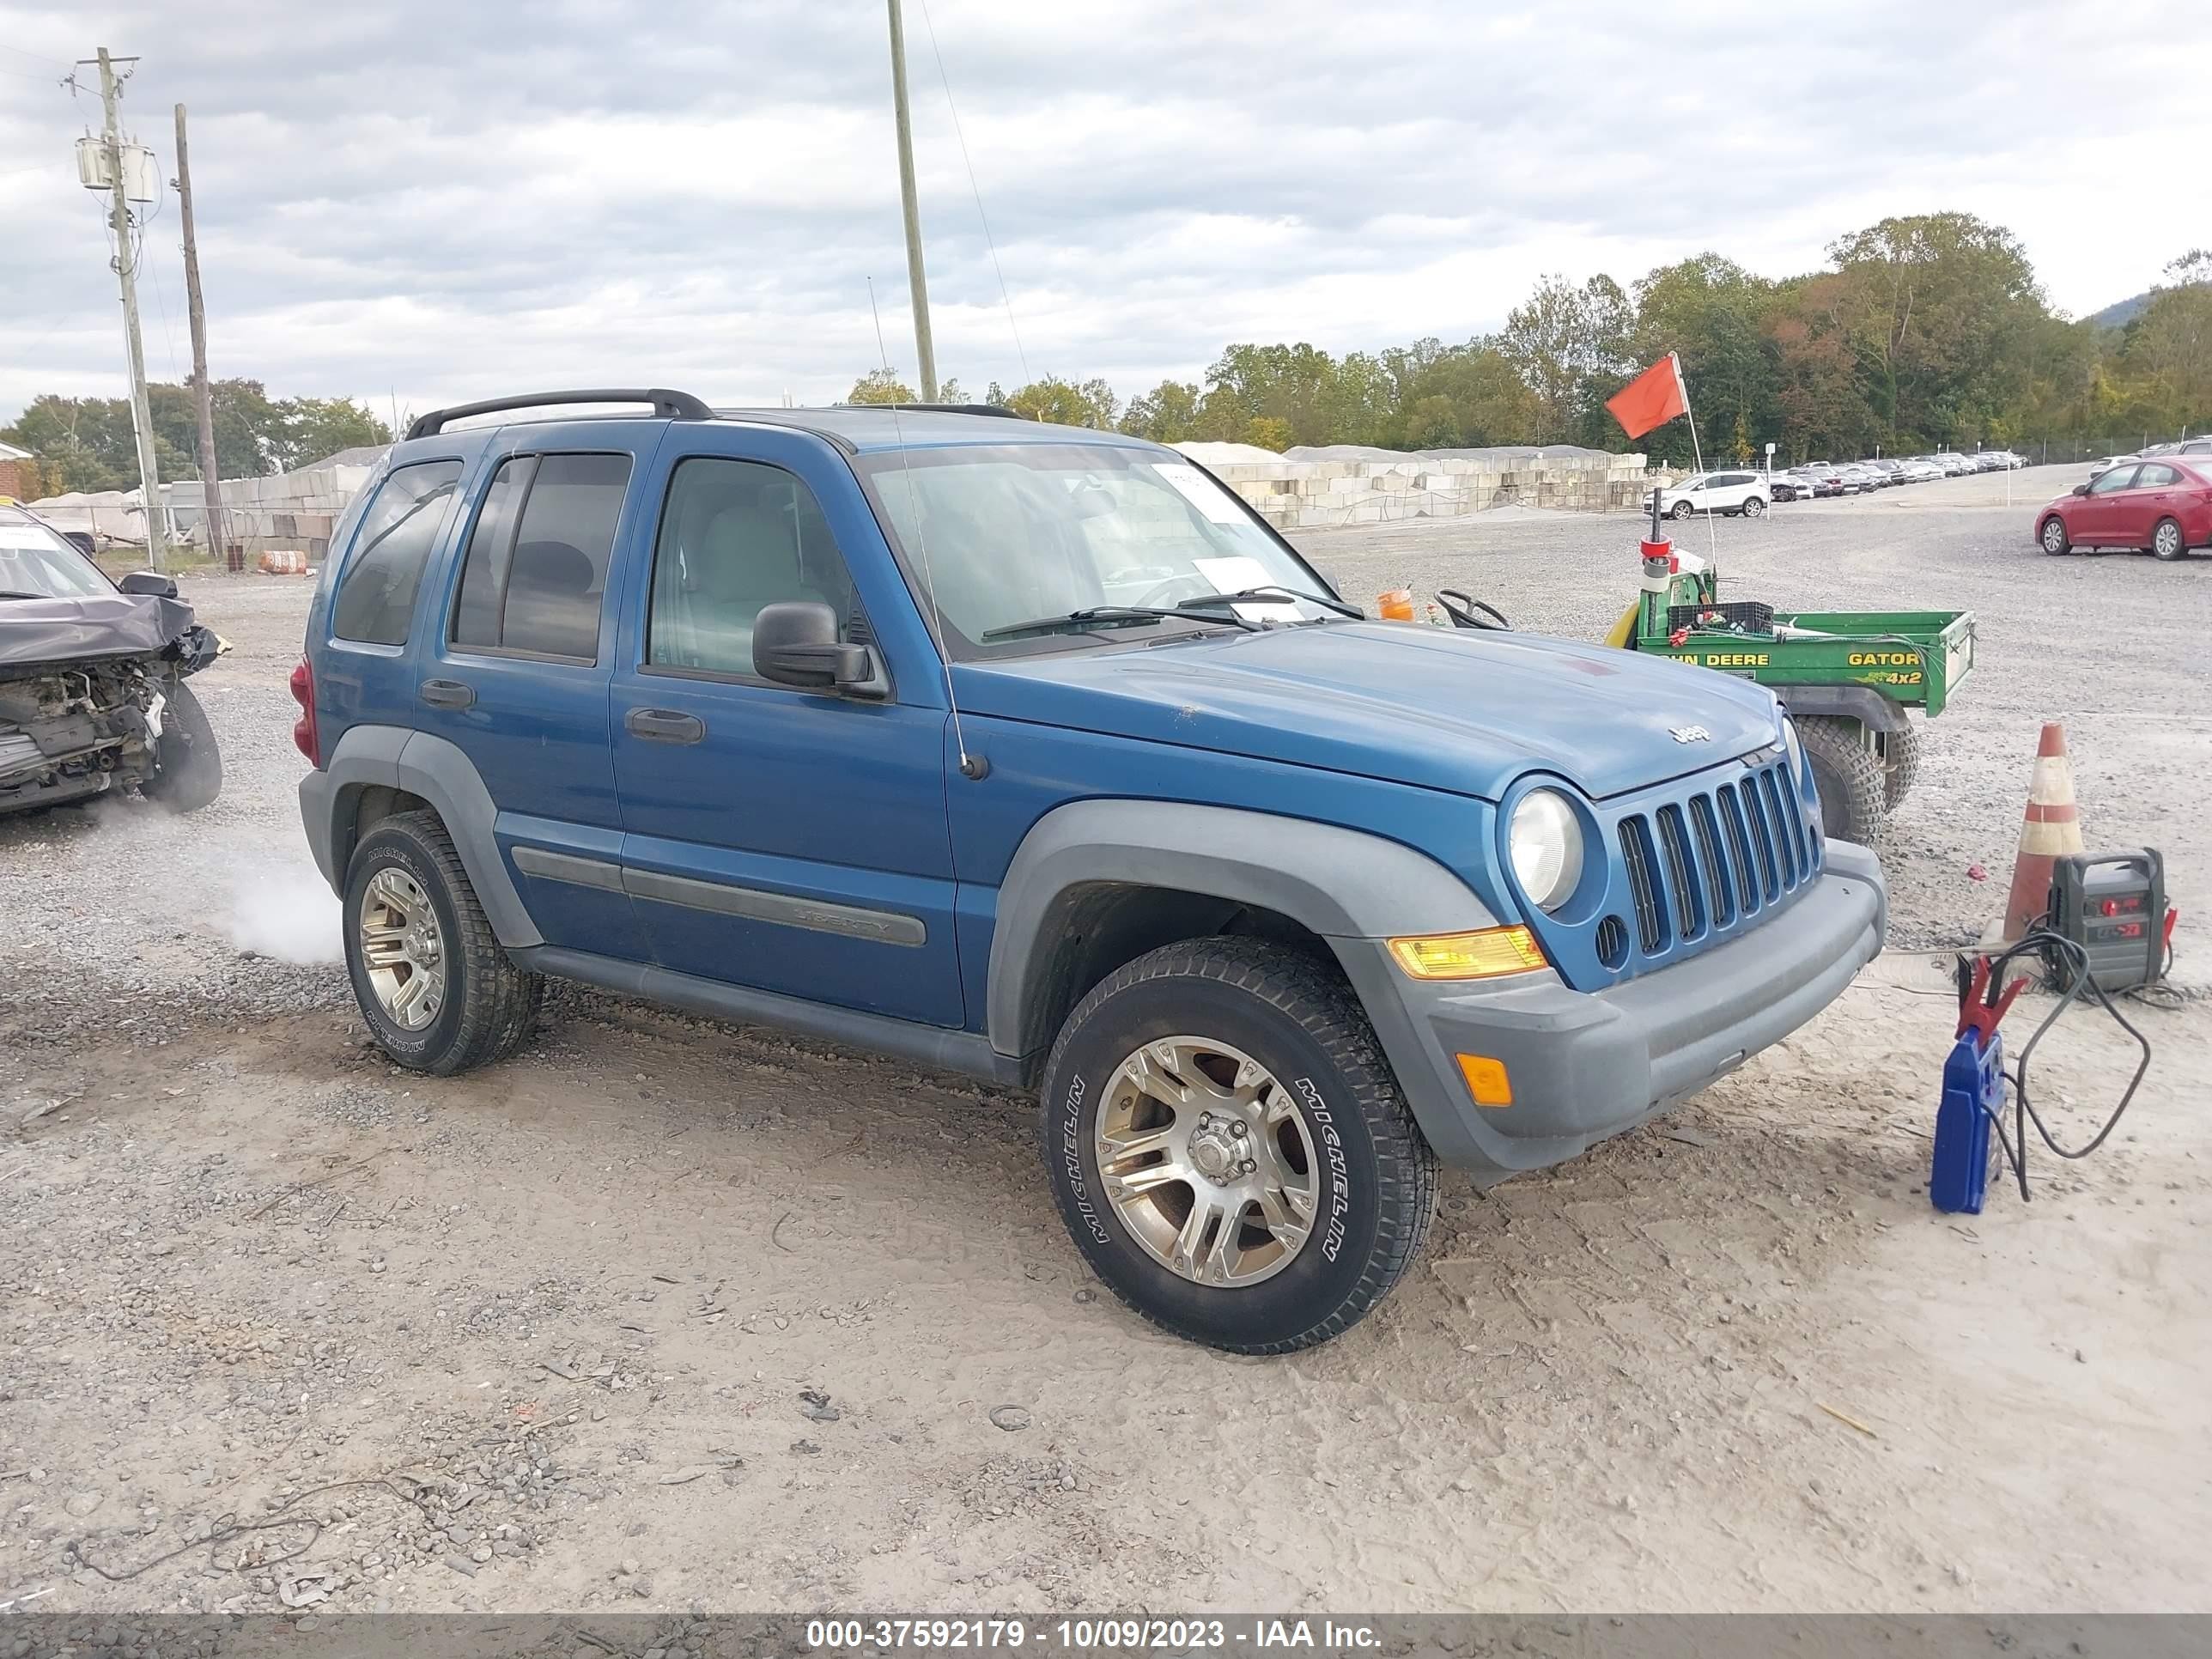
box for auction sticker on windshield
[1150,461,1247,525]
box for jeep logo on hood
[1669,725,1713,744]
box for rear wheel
[2039,516,2070,556]
[343,810,543,1075]
[1880,720,1921,810]
[1741,495,1767,518]
[1038,936,1437,1354]
[2152,517,2185,561]
[1796,715,1887,846]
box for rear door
[414,421,667,960]
[2120,462,2183,544]
[608,424,963,1027]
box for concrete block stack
[1191,447,1658,531]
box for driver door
[2076,465,2139,543]
[607,427,963,1027]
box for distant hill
[2088,291,2151,329]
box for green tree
[1003,376,1118,428]
[1119,380,1203,441]
[266,398,391,472]
[847,368,916,405]
[1501,275,1633,442]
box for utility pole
[84,47,167,568]
[885,0,938,403]
[173,102,226,568]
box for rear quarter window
[331,460,464,646]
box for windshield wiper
[1172,585,1364,620]
[981,605,1260,641]
[0,590,54,601]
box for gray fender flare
[985,799,1499,1062]
[302,725,543,947]
[1775,684,1906,734]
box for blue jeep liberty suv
[295,389,1887,1353]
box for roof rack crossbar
[405,388,714,441]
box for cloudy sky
[3,0,2205,428]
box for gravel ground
[3,466,2207,1617]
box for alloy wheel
[1093,1036,1319,1287]
[357,867,447,1030]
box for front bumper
[1339,840,1887,1176]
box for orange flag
[1606,352,1688,440]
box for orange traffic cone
[1996,721,2085,943]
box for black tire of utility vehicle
[343,810,543,1076]
[2152,517,2186,562]
[1796,714,1887,845]
[144,678,222,813]
[1037,936,1437,1355]
[1880,720,1921,810]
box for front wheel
[1038,937,1437,1354]
[2152,517,2186,562]
[1671,499,1697,520]
[2040,516,2070,556]
[1741,495,1767,518]
[1796,715,1887,846]
[143,678,222,813]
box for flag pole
[1671,351,1719,562]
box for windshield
[853,442,1339,656]
[0,513,111,600]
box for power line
[913,0,1029,386]
[0,43,74,71]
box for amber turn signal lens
[1386,925,1548,981]
[1455,1054,1514,1107]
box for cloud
[1,0,2204,424]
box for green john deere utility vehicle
[1436,494,1977,845]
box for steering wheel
[1132,574,1218,609]
[1435,588,1512,630]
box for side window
[645,457,855,678]
[2136,464,2179,487]
[331,460,462,646]
[2089,465,2139,495]
[451,453,631,662]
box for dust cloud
[227,863,343,964]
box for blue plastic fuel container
[1930,1026,2004,1213]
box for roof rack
[405,388,714,441]
[872,403,1026,419]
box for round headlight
[1510,788,1584,912]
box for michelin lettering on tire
[1060,1073,1109,1244]
[1294,1075,1352,1262]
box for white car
[1657,470,1771,519]
[2088,453,2140,481]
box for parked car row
[2089,436,2212,482]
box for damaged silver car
[0,502,223,817]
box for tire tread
[356,811,543,1075]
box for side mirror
[2071,483,2091,496]
[118,570,179,599]
[752,601,876,695]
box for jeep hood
[955,622,1783,801]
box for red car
[2037,458,2212,561]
